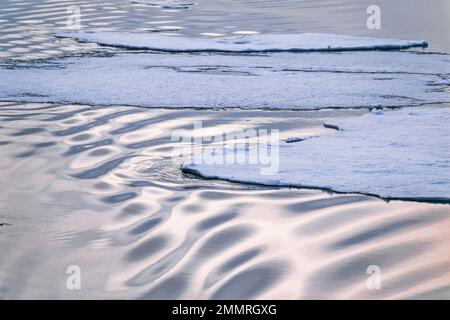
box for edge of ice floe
[130,0,196,9]
[54,31,429,53]
[181,165,450,205]
[181,107,450,204]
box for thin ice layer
[0,51,449,109]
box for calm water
[0,0,450,61]
[1,0,450,299]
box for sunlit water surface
[0,102,449,299]
[0,0,450,299]
[0,0,450,61]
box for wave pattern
[0,102,449,299]
[0,0,206,61]
[1,0,449,63]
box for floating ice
[183,107,450,202]
[0,51,449,109]
[55,31,428,52]
[131,0,195,9]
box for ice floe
[0,51,449,109]
[131,0,196,9]
[55,31,428,52]
[182,107,450,202]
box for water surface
[1,0,450,62]
[1,102,449,299]
[1,0,450,299]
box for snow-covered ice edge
[54,31,428,52]
[130,0,195,9]
[182,107,450,204]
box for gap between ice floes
[54,31,428,53]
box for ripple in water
[0,102,449,299]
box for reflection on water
[0,102,449,299]
[1,0,450,300]
[0,0,450,61]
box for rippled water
[1,0,450,299]
[1,102,449,299]
[1,0,450,62]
